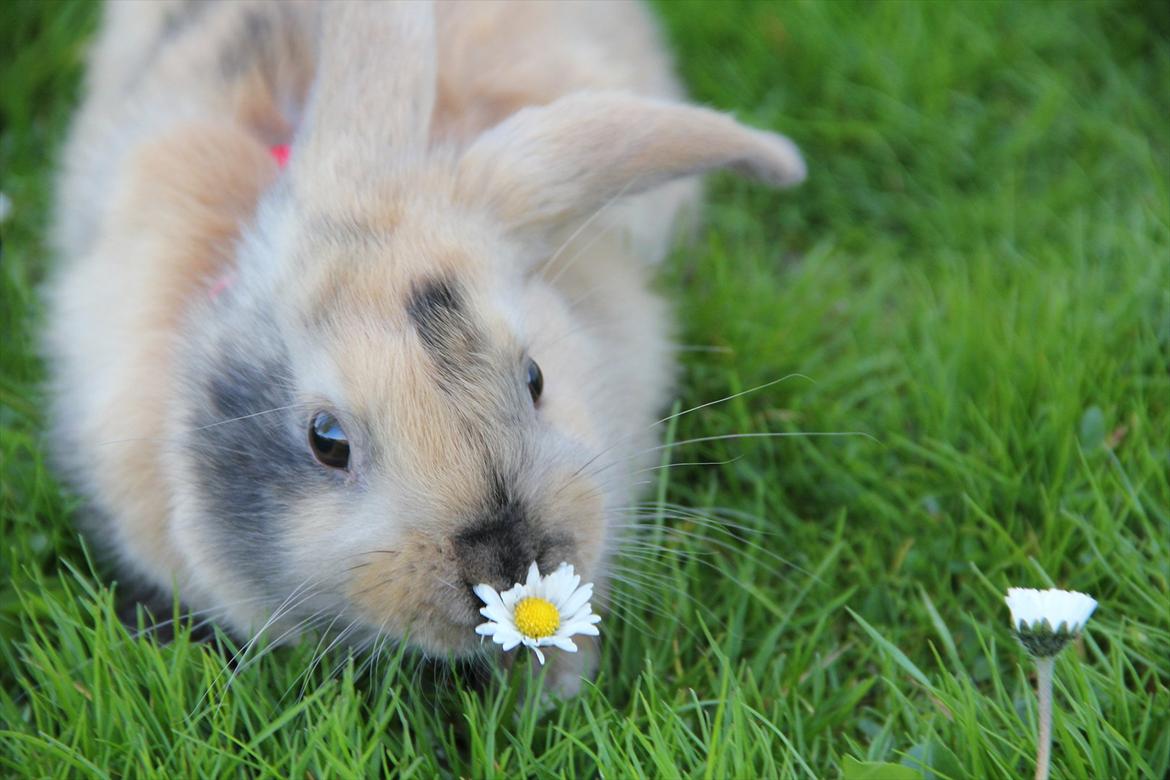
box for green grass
[2,0,1168,777]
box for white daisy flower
[1005,587,1097,635]
[473,561,601,665]
[1006,587,1097,658]
[1006,587,1098,780]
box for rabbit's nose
[453,522,537,597]
[453,477,577,604]
[452,521,575,604]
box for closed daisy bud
[1006,586,1098,780]
[1005,587,1097,657]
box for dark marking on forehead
[408,278,462,333]
[407,278,485,387]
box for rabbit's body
[47,0,803,691]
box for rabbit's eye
[526,359,543,404]
[309,411,350,469]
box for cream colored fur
[46,0,804,695]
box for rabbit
[45,0,805,695]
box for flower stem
[1034,655,1055,780]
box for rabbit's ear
[454,92,805,252]
[294,1,435,185]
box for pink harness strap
[208,144,289,301]
[270,144,291,169]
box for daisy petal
[549,636,578,653]
[479,605,511,625]
[562,604,601,627]
[544,563,580,603]
[531,646,546,665]
[473,583,505,612]
[501,585,524,610]
[558,583,593,616]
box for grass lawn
[2,0,1168,777]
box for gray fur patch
[188,337,317,590]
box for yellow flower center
[513,597,561,638]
